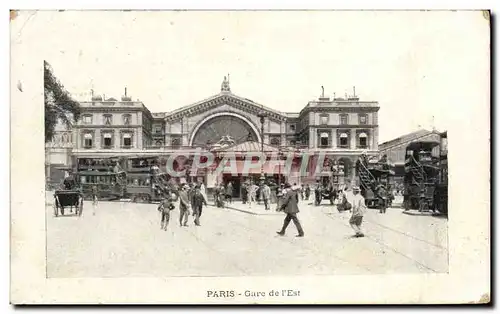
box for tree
[44,60,81,142]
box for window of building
[358,132,368,148]
[123,114,131,125]
[103,114,112,125]
[270,137,281,146]
[320,114,329,125]
[339,133,348,148]
[154,126,162,134]
[83,133,93,148]
[82,115,93,125]
[103,133,113,148]
[155,140,163,147]
[358,114,368,125]
[340,114,348,125]
[319,132,330,147]
[289,124,296,132]
[171,137,181,148]
[122,133,132,148]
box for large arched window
[191,115,258,146]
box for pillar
[134,128,139,149]
[95,129,101,149]
[309,127,316,149]
[331,129,336,149]
[115,130,121,149]
[350,129,357,150]
[281,120,286,146]
[137,127,143,149]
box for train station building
[46,77,381,191]
[378,129,448,184]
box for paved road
[46,198,448,278]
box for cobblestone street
[46,197,448,278]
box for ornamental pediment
[165,92,287,123]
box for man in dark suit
[277,183,305,237]
[158,192,175,231]
[191,186,207,226]
[178,184,191,227]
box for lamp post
[257,110,267,182]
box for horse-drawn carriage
[53,189,84,217]
[314,184,337,206]
[52,173,84,217]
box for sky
[12,10,489,143]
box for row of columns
[308,127,376,150]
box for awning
[123,133,132,138]
[359,132,367,138]
[217,159,285,175]
[84,133,92,139]
[340,133,348,138]
[104,133,112,138]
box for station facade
[46,77,381,189]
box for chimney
[125,87,127,96]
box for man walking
[349,186,366,237]
[260,181,271,211]
[178,184,191,227]
[191,186,207,226]
[158,192,175,231]
[305,184,311,201]
[276,183,305,237]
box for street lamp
[257,110,267,182]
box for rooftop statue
[221,75,231,92]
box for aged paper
[10,10,490,304]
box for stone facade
[46,80,380,185]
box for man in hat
[277,183,305,237]
[178,184,191,227]
[349,186,367,237]
[260,181,271,210]
[158,191,175,231]
[191,186,207,226]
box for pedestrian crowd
[154,178,371,239]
